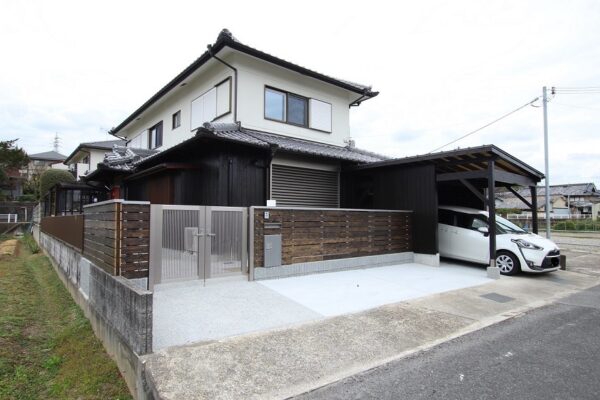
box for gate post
[148,205,163,290]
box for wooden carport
[346,145,544,267]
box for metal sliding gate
[149,205,248,287]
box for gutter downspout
[207,44,238,123]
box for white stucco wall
[115,48,361,151]
[89,150,105,171]
[120,58,234,151]
[234,52,354,147]
[67,148,109,179]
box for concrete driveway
[152,261,493,350]
[144,270,600,400]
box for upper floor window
[265,88,285,121]
[265,88,308,127]
[264,87,331,132]
[172,110,181,129]
[148,121,163,149]
[191,77,232,131]
[287,94,308,126]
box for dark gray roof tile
[28,150,67,161]
[80,139,126,149]
[203,122,386,163]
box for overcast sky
[1,0,599,185]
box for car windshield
[495,215,527,234]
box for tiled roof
[97,122,386,173]
[203,123,386,163]
[80,139,126,149]
[64,139,127,163]
[102,146,159,171]
[28,150,67,161]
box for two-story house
[25,150,68,180]
[63,139,125,180]
[85,29,384,206]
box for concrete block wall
[38,232,154,398]
[40,232,152,355]
[89,265,152,355]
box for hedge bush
[39,169,75,196]
[553,220,600,231]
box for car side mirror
[477,226,490,236]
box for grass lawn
[0,237,132,399]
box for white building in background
[63,140,125,180]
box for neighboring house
[25,150,68,179]
[0,167,26,200]
[496,183,600,216]
[85,29,383,206]
[63,139,126,180]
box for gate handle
[207,233,216,237]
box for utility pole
[543,86,551,239]
[53,133,60,152]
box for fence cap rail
[84,199,151,208]
[251,206,413,213]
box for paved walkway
[143,270,599,400]
[152,262,491,349]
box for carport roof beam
[353,145,544,184]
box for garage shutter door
[271,164,339,207]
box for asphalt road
[294,285,600,400]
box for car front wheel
[496,251,520,275]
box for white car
[438,205,560,275]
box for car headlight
[511,239,543,250]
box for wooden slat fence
[253,208,412,268]
[83,200,150,279]
[40,215,84,250]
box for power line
[553,86,600,95]
[554,86,600,90]
[553,102,600,111]
[428,97,539,154]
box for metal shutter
[271,164,339,208]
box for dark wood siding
[148,172,174,204]
[341,164,438,255]
[124,141,267,207]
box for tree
[0,139,29,186]
[40,169,75,197]
[23,173,41,199]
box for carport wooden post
[530,186,539,234]
[487,159,496,268]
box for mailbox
[264,234,282,267]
